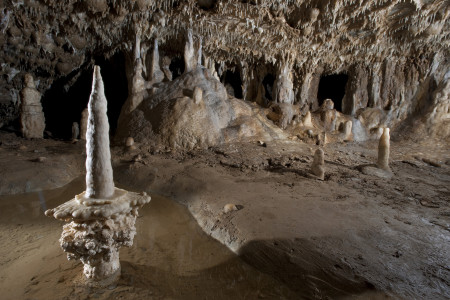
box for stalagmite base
[45,66,150,286]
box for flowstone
[45,66,150,286]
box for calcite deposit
[19,74,45,139]
[45,66,150,286]
[0,0,447,145]
[310,148,325,180]
[377,127,391,171]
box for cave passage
[262,73,275,101]
[42,53,128,139]
[317,74,348,112]
[222,70,243,99]
[169,56,185,80]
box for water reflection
[0,177,297,299]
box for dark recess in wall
[317,74,348,112]
[222,70,243,99]
[42,68,92,139]
[169,56,185,80]
[262,74,275,101]
[42,52,128,139]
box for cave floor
[0,131,449,299]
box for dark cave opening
[198,0,217,10]
[317,74,348,112]
[42,53,128,139]
[221,69,243,99]
[169,56,185,80]
[262,74,275,101]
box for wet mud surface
[0,177,296,299]
[0,131,449,299]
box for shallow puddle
[0,177,296,299]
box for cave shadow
[112,238,382,299]
[238,238,383,299]
[317,74,348,112]
[42,52,128,139]
[221,69,243,99]
[169,56,185,80]
[262,73,275,101]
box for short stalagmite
[193,86,203,104]
[310,149,325,180]
[45,66,150,286]
[303,111,313,127]
[72,122,79,140]
[343,120,353,141]
[377,127,390,171]
[19,74,45,139]
[149,39,164,84]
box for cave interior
[0,0,449,299]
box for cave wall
[0,0,448,137]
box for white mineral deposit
[45,66,150,286]
[19,74,45,139]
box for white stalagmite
[311,149,325,180]
[72,122,79,140]
[184,29,195,73]
[273,62,294,104]
[303,111,313,127]
[85,66,115,199]
[45,65,150,287]
[343,120,353,141]
[149,39,164,83]
[19,74,45,139]
[377,127,390,170]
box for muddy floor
[0,131,449,299]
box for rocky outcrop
[115,67,287,149]
[0,0,447,140]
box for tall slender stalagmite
[85,66,115,199]
[45,65,150,287]
[184,29,195,73]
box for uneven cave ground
[0,128,449,299]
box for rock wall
[0,0,448,139]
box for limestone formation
[115,67,287,150]
[377,128,390,171]
[19,74,45,139]
[86,66,114,198]
[71,122,79,140]
[193,86,203,104]
[125,137,135,147]
[0,0,448,140]
[161,56,173,81]
[273,62,294,105]
[184,29,195,73]
[342,120,353,141]
[80,108,88,140]
[45,66,150,286]
[302,111,313,128]
[310,149,325,180]
[148,39,164,84]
